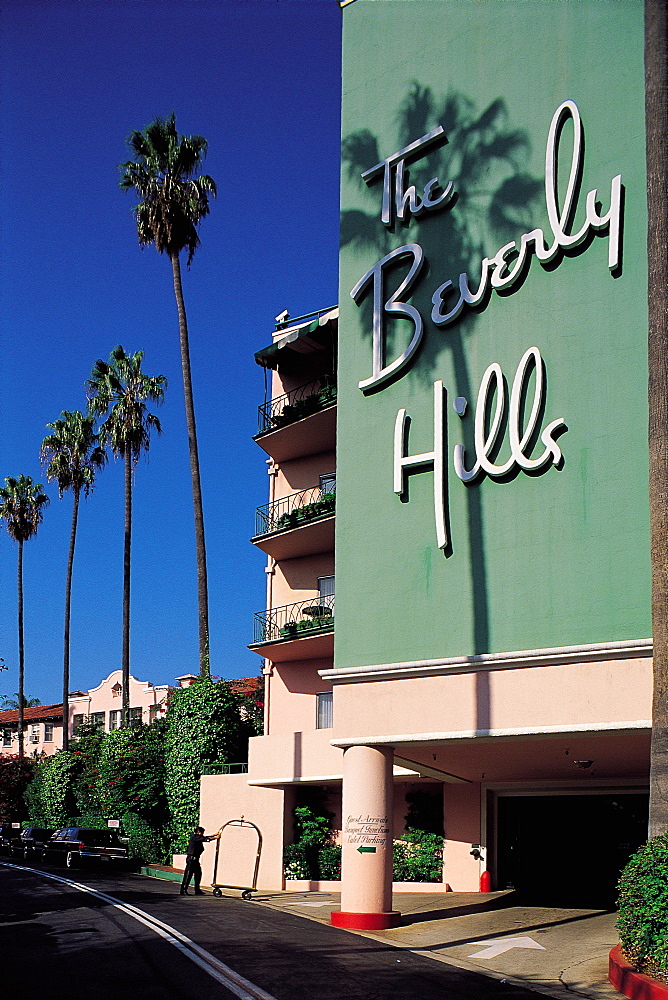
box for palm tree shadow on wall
[341,84,543,725]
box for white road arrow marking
[468,936,546,959]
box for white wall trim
[320,638,652,684]
[246,763,419,788]
[329,719,651,749]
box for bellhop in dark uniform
[180,826,220,895]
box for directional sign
[357,846,377,854]
[468,936,546,959]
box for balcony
[252,483,335,559]
[254,376,336,462]
[250,594,335,662]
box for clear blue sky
[0,0,342,705]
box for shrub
[283,842,310,880]
[283,841,341,881]
[0,756,35,823]
[318,844,342,880]
[617,834,668,981]
[24,752,79,827]
[393,831,444,882]
[122,811,169,864]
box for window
[44,723,53,743]
[112,683,122,698]
[2,729,12,747]
[90,712,105,730]
[109,710,122,731]
[318,575,335,614]
[319,474,336,497]
[128,707,142,727]
[72,714,85,734]
[316,691,333,730]
[29,724,40,744]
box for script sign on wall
[351,100,623,551]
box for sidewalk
[141,867,623,1000]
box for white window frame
[128,707,143,726]
[29,724,40,744]
[44,722,54,743]
[316,691,333,730]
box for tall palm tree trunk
[646,0,668,837]
[17,540,24,758]
[122,454,132,726]
[62,489,80,752]
[170,251,210,677]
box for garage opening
[496,792,648,908]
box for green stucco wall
[335,0,649,668]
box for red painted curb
[331,910,401,930]
[609,946,668,1000]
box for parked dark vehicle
[0,826,22,856]
[42,828,130,869]
[10,827,54,862]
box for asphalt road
[1,861,548,1000]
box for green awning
[254,308,338,369]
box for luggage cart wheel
[241,890,253,900]
[213,888,223,898]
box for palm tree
[646,0,668,837]
[87,346,166,727]
[119,114,216,677]
[0,475,49,757]
[0,693,41,710]
[41,411,106,751]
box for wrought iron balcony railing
[257,374,336,436]
[253,593,335,644]
[200,762,249,776]
[255,482,336,537]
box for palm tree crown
[41,410,106,497]
[87,346,166,461]
[0,475,49,544]
[119,113,217,266]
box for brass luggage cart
[211,817,262,900]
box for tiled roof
[0,704,63,725]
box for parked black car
[0,826,23,856]
[42,828,130,869]
[9,827,54,862]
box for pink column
[331,744,400,930]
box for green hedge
[393,832,444,882]
[617,834,668,982]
